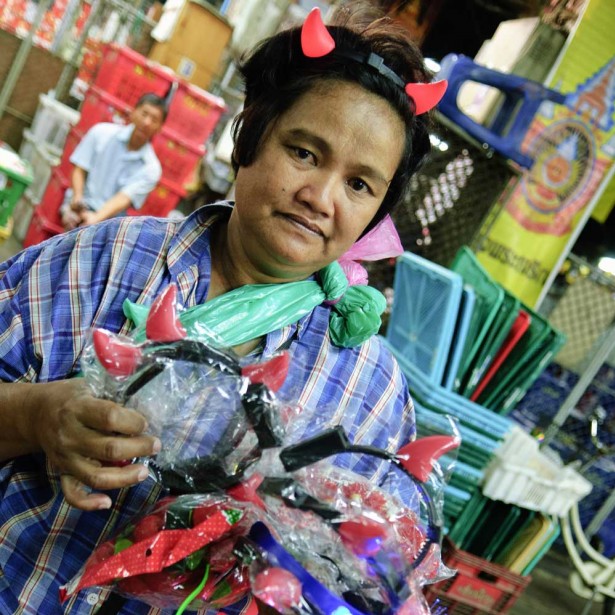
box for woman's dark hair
[232,4,433,232]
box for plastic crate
[94,44,174,107]
[26,139,61,202]
[461,289,520,396]
[165,81,227,144]
[29,93,80,155]
[481,426,592,516]
[35,169,68,221]
[424,539,531,615]
[129,176,186,218]
[23,208,64,248]
[442,286,476,391]
[11,189,38,243]
[450,247,505,390]
[56,127,85,178]
[0,146,33,229]
[151,127,206,186]
[75,87,132,134]
[386,252,463,385]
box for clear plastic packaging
[63,284,459,614]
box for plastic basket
[478,316,567,414]
[442,286,476,391]
[481,426,593,516]
[23,208,64,248]
[29,93,80,155]
[449,247,505,389]
[385,339,512,441]
[11,189,38,243]
[0,147,33,229]
[461,289,520,396]
[386,252,463,385]
[26,139,61,202]
[165,81,227,144]
[75,87,132,134]
[470,310,531,402]
[94,44,174,107]
[35,169,68,221]
[129,176,186,218]
[424,538,531,615]
[56,127,85,178]
[151,127,206,186]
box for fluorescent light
[424,58,441,74]
[598,257,615,276]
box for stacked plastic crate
[13,93,79,242]
[379,247,576,614]
[24,44,227,247]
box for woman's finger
[72,431,161,463]
[60,474,113,511]
[63,456,151,494]
[77,398,149,436]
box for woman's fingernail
[137,467,149,481]
[152,438,162,454]
[97,499,112,510]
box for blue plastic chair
[437,53,567,168]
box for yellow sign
[475,0,615,306]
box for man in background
[60,92,165,229]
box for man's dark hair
[135,92,168,121]
[232,6,433,232]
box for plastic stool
[437,54,566,168]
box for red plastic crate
[23,208,65,248]
[94,44,174,108]
[75,87,132,134]
[151,127,205,187]
[424,539,531,615]
[56,127,85,178]
[36,169,69,221]
[165,81,226,144]
[128,176,186,218]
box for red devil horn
[241,352,290,392]
[93,329,143,377]
[397,435,460,482]
[301,7,335,58]
[405,79,448,115]
[145,284,187,342]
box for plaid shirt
[0,204,414,615]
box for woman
[0,5,445,614]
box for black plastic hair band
[332,49,406,89]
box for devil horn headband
[300,7,447,115]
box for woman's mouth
[281,214,325,237]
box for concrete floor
[510,548,603,615]
[0,233,608,615]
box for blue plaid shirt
[0,204,414,614]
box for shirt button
[86,593,99,605]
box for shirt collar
[166,200,316,354]
[119,124,154,160]
[118,124,134,142]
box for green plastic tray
[461,289,520,397]
[449,247,505,389]
[477,304,555,408]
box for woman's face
[229,81,406,283]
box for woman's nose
[297,171,337,215]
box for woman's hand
[19,379,161,511]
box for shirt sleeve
[118,154,162,210]
[0,220,157,383]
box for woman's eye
[290,147,315,163]
[348,178,370,194]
